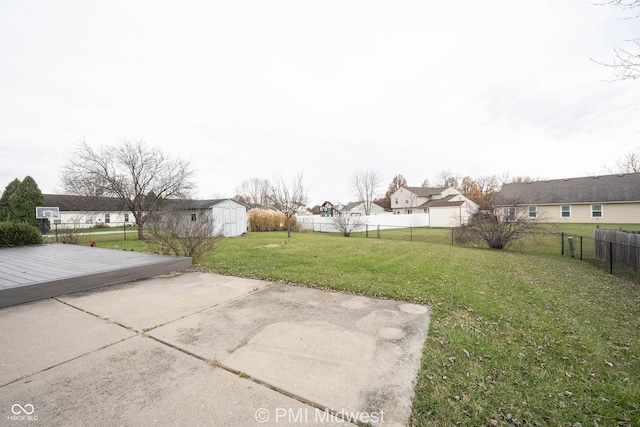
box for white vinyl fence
[296,213,430,233]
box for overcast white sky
[1,0,638,204]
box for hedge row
[248,209,298,232]
[0,221,43,247]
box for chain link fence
[561,229,640,276]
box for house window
[104,213,110,223]
[591,204,603,218]
[502,207,515,221]
[395,198,398,205]
[528,206,537,218]
[191,213,197,221]
[86,215,93,224]
[407,209,412,214]
[124,213,129,222]
[561,205,571,218]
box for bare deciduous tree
[146,204,222,262]
[235,178,272,207]
[331,214,365,237]
[62,139,195,240]
[436,169,460,189]
[270,173,308,238]
[595,0,640,80]
[611,151,640,173]
[352,169,381,216]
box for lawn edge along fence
[562,229,640,274]
[595,228,640,274]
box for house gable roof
[44,195,247,212]
[403,186,450,197]
[417,195,466,209]
[43,194,129,211]
[496,173,640,205]
[341,200,388,212]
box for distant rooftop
[495,173,640,205]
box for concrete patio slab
[0,272,430,426]
[58,272,269,331]
[149,284,431,425]
[0,336,355,426]
[0,298,135,386]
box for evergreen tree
[8,176,47,231]
[0,178,20,221]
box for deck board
[0,244,192,308]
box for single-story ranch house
[340,200,388,216]
[43,194,248,237]
[495,172,640,223]
[43,194,132,227]
[389,186,478,227]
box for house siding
[496,173,640,224]
[533,203,640,223]
[57,210,133,228]
[389,187,477,225]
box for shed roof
[495,173,640,205]
[166,199,247,210]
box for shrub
[454,210,547,249]
[331,214,365,237]
[248,209,298,232]
[145,207,223,262]
[0,221,43,247]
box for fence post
[366,224,369,238]
[123,222,127,241]
[377,224,380,239]
[410,227,413,242]
[580,236,583,261]
[561,232,565,255]
[568,236,575,257]
[609,241,613,274]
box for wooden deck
[0,244,192,308]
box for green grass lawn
[86,226,640,426]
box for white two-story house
[389,186,477,227]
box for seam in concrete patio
[1,271,429,426]
[6,292,365,426]
[54,286,367,425]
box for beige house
[389,186,478,226]
[495,173,640,223]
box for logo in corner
[11,404,35,415]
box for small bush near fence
[248,209,298,232]
[0,221,43,247]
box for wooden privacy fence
[595,229,640,273]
